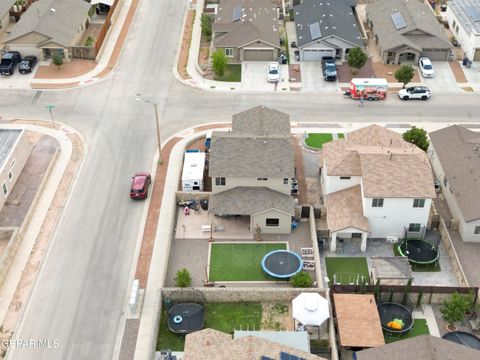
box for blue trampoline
[442,331,480,350]
[261,250,303,279]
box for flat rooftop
[0,129,22,169]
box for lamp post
[136,94,162,164]
[46,104,55,128]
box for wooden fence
[71,0,119,60]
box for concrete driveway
[418,61,461,93]
[300,62,339,93]
[241,61,289,92]
[0,61,43,89]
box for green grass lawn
[209,243,286,281]
[385,319,430,343]
[305,133,333,148]
[325,257,370,285]
[213,64,242,82]
[156,302,262,351]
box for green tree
[402,126,429,151]
[174,268,192,287]
[347,47,368,72]
[201,14,213,41]
[290,272,313,288]
[212,49,228,77]
[441,292,470,326]
[395,64,415,88]
[52,52,64,70]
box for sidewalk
[28,0,140,89]
[0,121,85,354]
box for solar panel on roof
[233,5,241,21]
[309,22,322,40]
[466,6,480,22]
[280,352,303,360]
[391,11,407,30]
[261,357,274,360]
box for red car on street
[130,172,151,200]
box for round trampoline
[398,239,439,265]
[261,250,303,279]
[167,303,205,334]
[377,302,414,334]
[442,331,480,350]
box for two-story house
[209,106,295,234]
[320,125,436,252]
[429,125,480,242]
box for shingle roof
[366,0,451,52]
[325,185,369,232]
[183,328,324,360]
[321,125,436,199]
[294,0,363,48]
[356,335,480,360]
[232,105,291,137]
[210,186,295,215]
[213,0,280,48]
[5,0,90,47]
[429,125,480,222]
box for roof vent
[474,144,479,152]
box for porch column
[330,232,337,252]
[360,233,367,253]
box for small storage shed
[181,152,206,192]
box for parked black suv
[0,51,22,75]
[321,56,337,81]
[18,56,37,74]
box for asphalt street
[0,0,480,360]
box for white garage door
[244,49,274,61]
[301,49,334,61]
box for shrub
[441,292,470,326]
[212,49,228,76]
[347,47,368,71]
[85,36,94,47]
[395,64,415,88]
[174,268,192,287]
[290,271,313,288]
[201,14,213,41]
[402,126,429,151]
[52,52,64,70]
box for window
[340,176,351,180]
[452,20,456,29]
[257,178,268,181]
[413,199,425,208]
[372,198,384,207]
[225,48,233,57]
[11,160,15,169]
[409,223,421,232]
[266,218,279,227]
[215,177,226,186]
[443,175,448,187]
[2,182,7,197]
[475,226,480,235]
[8,171,12,181]
[455,25,459,34]
[283,178,288,184]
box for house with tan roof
[183,328,325,359]
[428,125,480,242]
[209,105,295,235]
[320,125,435,252]
[212,0,281,62]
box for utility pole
[136,94,162,164]
[46,104,55,128]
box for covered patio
[333,293,385,349]
[325,186,370,253]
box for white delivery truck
[181,151,206,191]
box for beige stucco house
[0,0,16,35]
[0,128,32,211]
[3,0,90,61]
[209,106,295,235]
[212,0,281,62]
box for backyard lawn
[385,319,430,343]
[209,243,286,281]
[213,64,242,82]
[305,133,344,149]
[156,302,262,351]
[325,257,370,285]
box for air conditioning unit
[386,236,398,244]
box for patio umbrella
[292,292,330,326]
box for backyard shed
[369,257,412,286]
[333,294,385,348]
[181,152,205,192]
